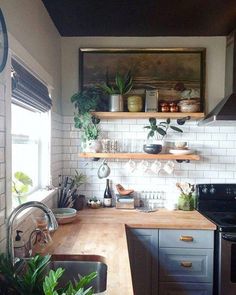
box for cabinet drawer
[159,230,214,249]
[159,282,213,295]
[159,248,213,283]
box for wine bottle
[103,178,112,207]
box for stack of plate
[169,148,194,155]
[52,208,77,224]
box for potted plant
[176,182,195,211]
[71,89,102,152]
[98,70,133,112]
[70,87,107,113]
[12,171,33,205]
[143,117,183,154]
[74,112,101,152]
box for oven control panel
[197,184,236,199]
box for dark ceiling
[42,0,236,37]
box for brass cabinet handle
[180,261,193,268]
[180,235,194,242]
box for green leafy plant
[0,253,51,295]
[0,254,97,295]
[98,70,133,95]
[70,88,104,115]
[144,117,183,140]
[12,171,33,204]
[43,269,97,295]
[74,169,87,188]
[74,112,101,141]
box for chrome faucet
[7,201,58,264]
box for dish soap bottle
[14,230,26,258]
[103,179,112,207]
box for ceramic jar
[82,139,102,153]
[178,99,200,112]
[127,96,143,112]
[160,102,170,112]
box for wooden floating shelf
[79,152,200,161]
[92,112,204,120]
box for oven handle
[222,233,236,242]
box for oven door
[218,232,236,295]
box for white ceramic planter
[82,140,102,153]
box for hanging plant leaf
[149,117,156,125]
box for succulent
[98,70,133,95]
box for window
[11,58,52,207]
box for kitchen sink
[18,254,107,294]
[49,254,107,293]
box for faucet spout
[7,201,58,264]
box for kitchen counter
[46,208,216,295]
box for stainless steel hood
[199,30,236,126]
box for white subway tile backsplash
[58,116,236,200]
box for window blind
[11,58,52,112]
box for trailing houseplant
[71,88,102,153]
[98,70,133,112]
[143,117,183,154]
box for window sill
[14,188,58,224]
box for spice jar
[128,96,143,112]
[160,102,170,112]
[169,102,179,112]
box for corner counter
[46,208,216,295]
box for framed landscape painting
[79,48,206,111]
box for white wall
[1,0,62,113]
[61,36,226,115]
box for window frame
[5,41,53,216]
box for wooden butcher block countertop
[46,208,216,295]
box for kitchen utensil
[174,141,188,149]
[124,159,136,173]
[137,160,149,173]
[97,160,111,179]
[150,160,162,174]
[163,161,175,174]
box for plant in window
[12,171,33,205]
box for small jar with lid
[127,96,143,112]
[160,102,170,112]
[169,102,179,112]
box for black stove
[196,183,236,232]
[196,183,236,295]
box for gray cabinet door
[159,248,213,283]
[126,228,159,295]
[159,282,213,295]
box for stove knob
[202,186,208,194]
[210,185,216,194]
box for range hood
[199,30,236,126]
